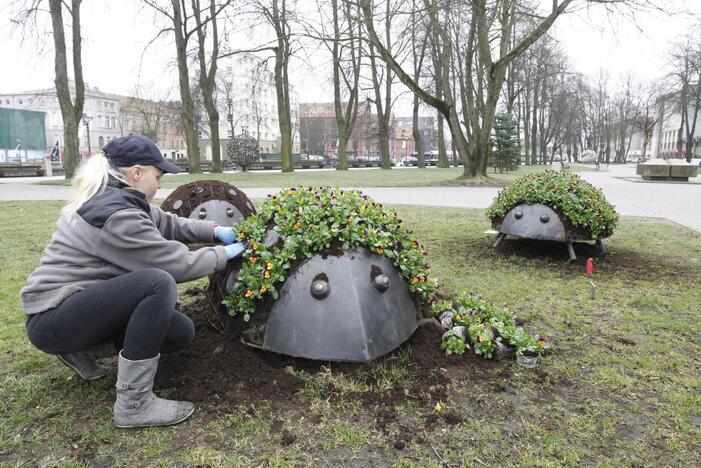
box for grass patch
[37,164,592,188]
[1,200,699,465]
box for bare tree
[366,0,409,169]
[13,0,86,178]
[143,0,204,173]
[193,0,232,173]
[410,0,429,168]
[360,0,648,179]
[255,0,295,171]
[667,33,701,162]
[326,0,363,170]
[631,82,665,161]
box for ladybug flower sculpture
[222,186,439,362]
[486,171,618,261]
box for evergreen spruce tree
[492,113,520,172]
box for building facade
[299,101,382,159]
[118,96,186,160]
[0,83,186,161]
[299,103,439,162]
[197,53,300,161]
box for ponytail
[61,154,130,216]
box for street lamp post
[82,115,92,159]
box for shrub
[227,134,260,171]
[223,187,439,321]
[486,170,618,239]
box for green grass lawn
[38,164,593,189]
[1,200,699,465]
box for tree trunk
[171,0,201,173]
[49,0,85,179]
[330,0,360,171]
[272,0,293,172]
[193,0,226,173]
[367,2,393,170]
[412,96,425,168]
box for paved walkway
[1,165,699,233]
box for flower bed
[223,187,438,321]
[486,171,618,239]
[219,185,550,361]
[435,293,551,358]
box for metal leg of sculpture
[492,233,507,249]
[596,239,607,256]
[566,242,577,263]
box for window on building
[18,99,23,104]
[97,115,102,128]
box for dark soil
[156,291,507,415]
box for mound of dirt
[156,291,508,414]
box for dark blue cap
[103,135,181,174]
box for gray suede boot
[57,340,117,380]
[113,351,195,428]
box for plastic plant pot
[516,354,539,368]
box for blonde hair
[61,154,130,216]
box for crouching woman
[20,135,244,428]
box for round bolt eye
[173,200,183,210]
[310,279,330,299]
[514,210,523,219]
[373,274,390,292]
[192,186,204,194]
[198,208,207,219]
[226,207,234,217]
[540,214,550,223]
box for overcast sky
[0,0,699,110]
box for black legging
[26,269,194,361]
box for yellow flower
[266,262,274,270]
[259,285,268,293]
[478,335,485,343]
[434,402,443,413]
[238,231,245,239]
[264,271,271,279]
[294,222,301,229]
[244,289,253,298]
[376,247,384,254]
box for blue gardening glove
[214,226,236,245]
[224,242,246,260]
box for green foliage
[440,335,469,356]
[439,293,550,359]
[223,187,439,320]
[491,112,520,172]
[486,170,619,238]
[511,328,552,356]
[227,134,260,169]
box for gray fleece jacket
[21,186,228,315]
